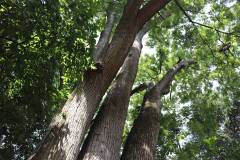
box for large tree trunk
[28,1,171,160]
[78,26,148,160]
[121,60,194,160]
[120,87,162,160]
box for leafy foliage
[127,0,240,159]
[0,0,100,159]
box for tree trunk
[120,88,162,160]
[121,60,194,160]
[78,27,148,160]
[28,1,171,160]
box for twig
[174,0,239,37]
[174,0,216,58]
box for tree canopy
[0,0,239,159]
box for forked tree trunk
[78,26,148,160]
[28,1,171,160]
[121,60,194,160]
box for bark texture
[28,1,171,160]
[78,27,148,160]
[121,60,194,160]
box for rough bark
[28,1,171,160]
[121,60,195,160]
[78,26,148,160]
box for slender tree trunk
[78,26,148,160]
[28,1,171,160]
[121,60,194,160]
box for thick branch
[135,23,150,42]
[93,2,116,64]
[137,0,172,28]
[140,59,195,112]
[154,60,195,95]
[118,0,144,23]
[155,59,195,95]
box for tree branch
[174,0,238,37]
[135,23,150,42]
[93,1,116,64]
[123,0,145,20]
[174,0,216,58]
[192,21,236,35]
[137,0,172,29]
[155,59,195,95]
[130,82,154,96]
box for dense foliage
[0,0,100,159]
